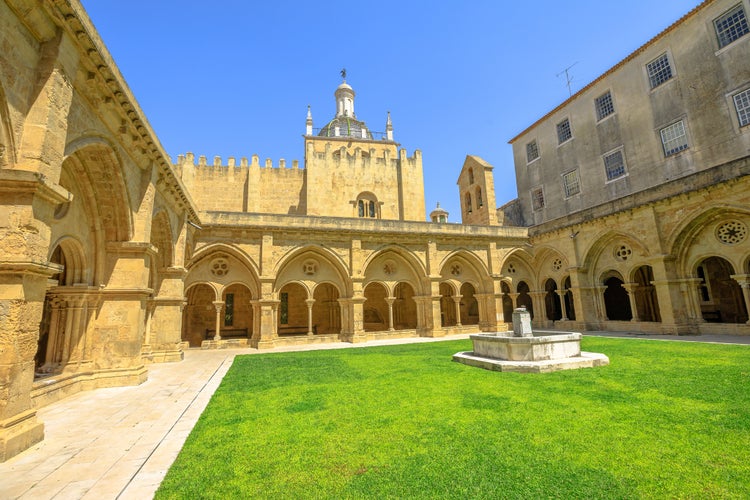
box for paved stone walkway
[0,331,747,499]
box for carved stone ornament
[451,264,462,276]
[210,257,229,277]
[507,263,516,274]
[302,259,318,276]
[716,220,747,245]
[383,260,396,276]
[552,258,563,271]
[614,244,632,261]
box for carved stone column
[212,301,224,341]
[385,297,396,331]
[556,289,569,321]
[621,283,640,322]
[452,297,463,327]
[730,275,750,325]
[305,299,315,335]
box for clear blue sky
[80,0,700,221]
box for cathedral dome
[318,116,373,139]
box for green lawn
[156,337,750,499]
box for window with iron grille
[562,170,580,198]
[556,118,572,144]
[647,53,673,89]
[715,4,749,48]
[603,150,626,180]
[531,187,545,211]
[734,88,750,127]
[595,91,615,121]
[526,140,539,163]
[660,120,689,156]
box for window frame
[562,169,581,198]
[531,187,545,211]
[659,119,689,157]
[594,91,615,122]
[714,3,750,49]
[733,87,750,128]
[556,118,573,145]
[602,148,628,182]
[646,52,674,90]
[526,140,540,164]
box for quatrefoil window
[614,245,632,262]
[450,264,462,276]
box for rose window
[716,220,747,245]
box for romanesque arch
[363,282,389,332]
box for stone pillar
[385,297,396,331]
[594,285,607,321]
[508,293,519,309]
[452,297,462,327]
[305,299,315,335]
[350,296,367,343]
[529,291,547,326]
[149,267,187,362]
[212,301,223,341]
[621,283,640,322]
[475,293,491,331]
[256,299,278,349]
[730,275,750,324]
[556,290,569,321]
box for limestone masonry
[0,0,748,461]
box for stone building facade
[0,0,748,462]
[505,0,750,335]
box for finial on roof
[340,67,346,82]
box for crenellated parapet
[176,152,302,171]
[305,142,422,169]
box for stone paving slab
[0,331,746,499]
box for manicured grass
[156,338,750,499]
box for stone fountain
[452,308,609,373]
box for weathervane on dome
[340,68,346,82]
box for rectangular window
[660,120,689,156]
[526,140,539,163]
[595,91,615,121]
[647,53,673,89]
[715,4,749,48]
[556,118,572,144]
[531,187,545,211]
[280,292,288,324]
[562,170,580,198]
[224,293,234,327]
[734,88,750,127]
[603,150,626,180]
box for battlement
[307,143,422,167]
[176,152,302,170]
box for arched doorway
[563,276,576,321]
[182,284,216,347]
[696,257,748,323]
[501,282,513,323]
[603,275,632,321]
[278,283,309,335]
[221,284,254,340]
[633,266,661,322]
[439,282,457,327]
[363,282,389,332]
[460,283,479,325]
[312,283,341,334]
[393,282,417,330]
[517,281,533,319]
[544,279,562,321]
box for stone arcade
[1,0,749,460]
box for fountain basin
[453,331,609,373]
